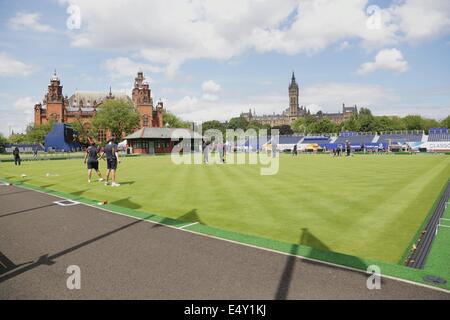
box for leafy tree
[358,107,375,132]
[202,120,225,135]
[388,116,406,131]
[8,133,27,144]
[226,116,249,131]
[247,121,270,134]
[25,119,56,144]
[0,133,8,145]
[70,119,94,145]
[163,111,191,129]
[422,118,440,133]
[291,117,306,134]
[272,124,293,135]
[402,115,424,130]
[372,116,394,132]
[342,114,361,132]
[311,118,336,134]
[441,116,450,128]
[292,115,318,134]
[92,99,140,140]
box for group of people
[84,138,121,186]
[331,141,352,157]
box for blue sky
[0,0,449,135]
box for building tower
[132,71,154,127]
[45,71,65,123]
[289,71,299,118]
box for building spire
[291,71,295,82]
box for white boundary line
[179,222,199,229]
[6,182,450,295]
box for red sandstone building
[34,71,163,142]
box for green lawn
[1,153,449,264]
[424,205,450,281]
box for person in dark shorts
[13,147,21,165]
[84,142,103,183]
[101,138,121,187]
[346,140,351,156]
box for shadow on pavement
[0,203,57,219]
[0,214,154,284]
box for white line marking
[53,200,80,206]
[437,224,450,228]
[439,218,450,221]
[7,182,450,295]
[179,222,198,229]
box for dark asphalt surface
[0,184,449,299]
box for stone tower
[132,71,154,127]
[289,71,299,117]
[45,71,65,122]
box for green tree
[372,116,393,132]
[389,116,406,131]
[291,115,317,134]
[342,114,361,132]
[8,133,27,144]
[311,118,336,134]
[226,116,249,131]
[202,120,225,135]
[422,118,440,133]
[25,119,56,144]
[291,117,307,134]
[163,111,191,129]
[70,119,94,145]
[441,116,450,128]
[358,107,375,132]
[402,115,424,130]
[247,121,270,134]
[92,99,140,140]
[272,124,293,135]
[0,133,8,145]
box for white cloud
[8,12,55,33]
[201,93,219,102]
[390,0,450,42]
[201,80,221,101]
[170,96,199,114]
[0,52,36,77]
[358,48,408,75]
[103,57,163,80]
[14,97,36,110]
[58,0,450,72]
[0,97,37,134]
[202,80,221,93]
[302,83,396,109]
[337,41,351,51]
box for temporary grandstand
[378,131,424,145]
[428,128,450,142]
[237,129,450,153]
